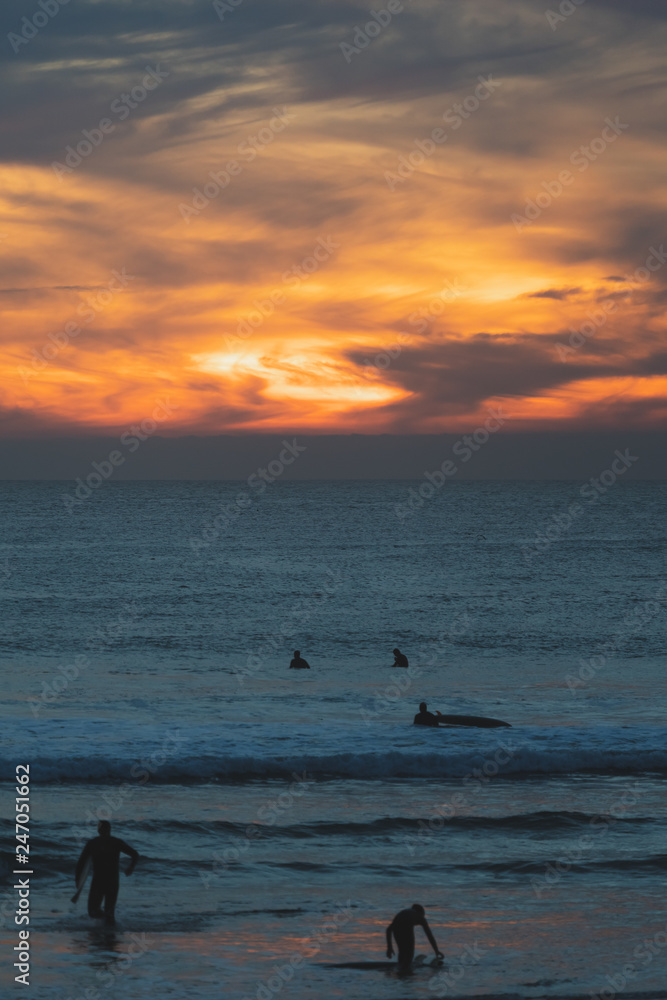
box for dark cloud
[598,210,667,278]
[4,0,662,169]
[345,330,666,425]
[348,333,600,409]
[0,285,101,295]
[628,352,667,377]
[575,392,667,430]
[589,0,667,19]
[525,287,582,300]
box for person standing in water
[392,648,409,668]
[386,903,443,970]
[289,650,310,669]
[75,820,139,925]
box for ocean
[1,479,666,1000]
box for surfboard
[71,856,91,903]
[435,713,511,728]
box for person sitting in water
[413,702,440,727]
[386,903,444,970]
[289,650,310,669]
[392,648,408,668]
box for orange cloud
[2,1,666,436]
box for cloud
[0,285,102,295]
[1,0,656,169]
[1,0,666,439]
[525,287,582,300]
[345,329,667,428]
[589,0,667,20]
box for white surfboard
[71,856,92,903]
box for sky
[2,0,667,455]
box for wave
[316,993,667,1000]
[7,745,667,783]
[15,851,667,880]
[455,855,667,874]
[129,812,655,837]
[259,811,656,837]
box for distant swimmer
[75,820,138,925]
[392,648,408,668]
[289,650,310,669]
[413,702,440,727]
[386,904,443,970]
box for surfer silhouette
[386,904,443,969]
[75,820,138,925]
[289,650,310,669]
[392,648,408,668]
[413,702,440,727]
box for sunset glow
[2,1,666,438]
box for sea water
[1,479,666,1000]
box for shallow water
[1,480,665,998]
